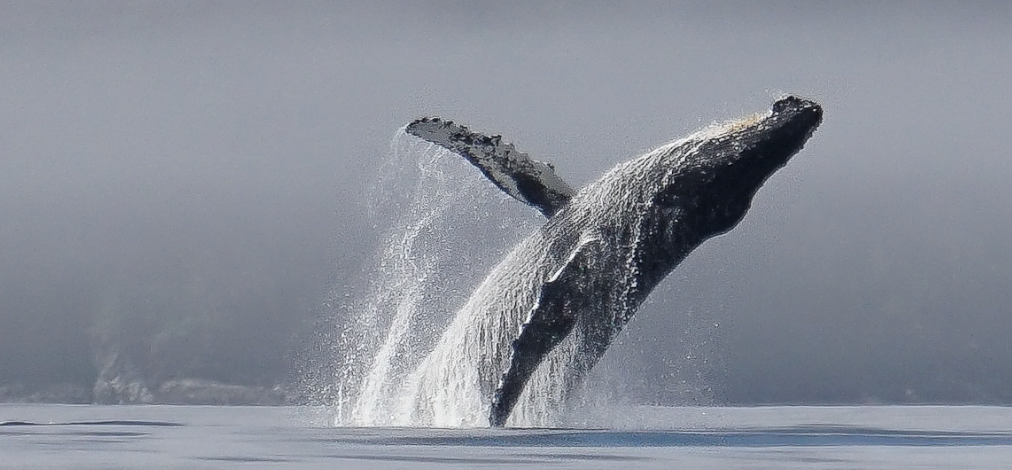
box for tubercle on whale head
[766,95,823,142]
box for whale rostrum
[404,96,823,426]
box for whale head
[599,96,822,280]
[658,95,822,238]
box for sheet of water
[328,130,710,427]
[3,404,1012,469]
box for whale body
[401,96,822,427]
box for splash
[322,129,649,427]
[326,130,539,426]
[315,129,712,428]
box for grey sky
[1,2,1010,403]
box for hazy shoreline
[0,379,289,406]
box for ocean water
[3,404,1012,469]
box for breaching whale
[402,96,822,427]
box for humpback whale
[402,96,822,427]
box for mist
[1,2,1010,405]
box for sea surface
[3,404,1012,469]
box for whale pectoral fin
[405,117,575,218]
[489,238,599,426]
[489,284,576,427]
